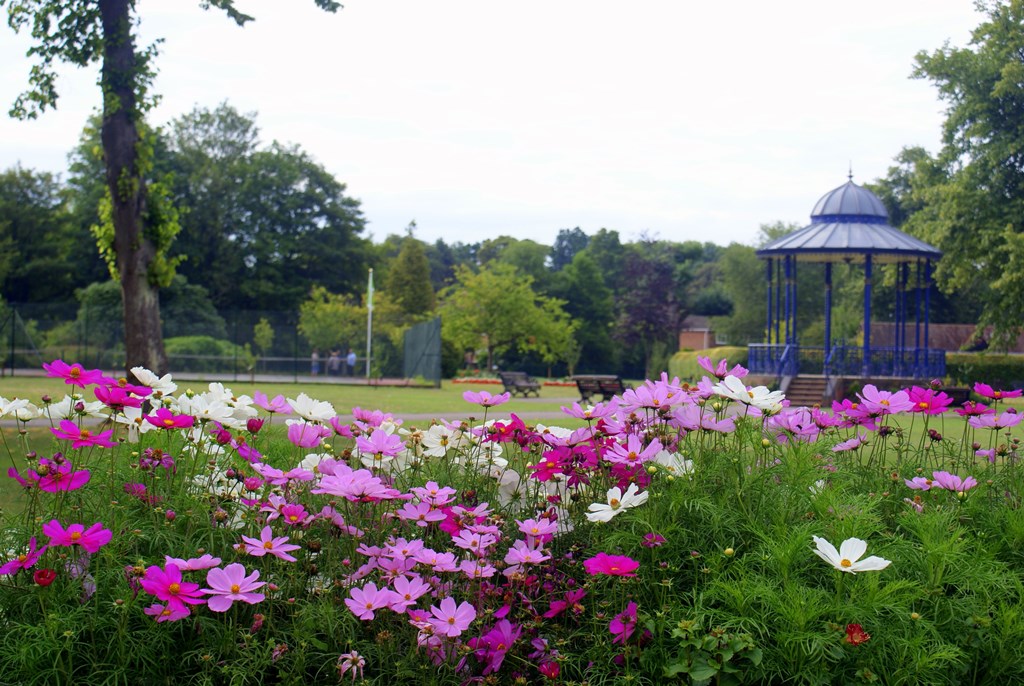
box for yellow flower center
[164,418,175,426]
[840,559,852,568]
[609,498,620,508]
[288,515,298,522]
[17,554,27,563]
[263,541,274,549]
[169,583,181,594]
[161,608,172,617]
[880,399,890,406]
[69,367,81,378]
[230,584,240,593]
[80,429,91,439]
[919,402,929,409]
[70,532,81,542]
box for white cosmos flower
[0,396,30,418]
[12,402,42,422]
[812,536,891,574]
[44,395,107,421]
[712,375,785,411]
[130,366,178,396]
[586,483,649,523]
[288,392,336,423]
[653,449,694,475]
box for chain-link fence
[2,302,444,383]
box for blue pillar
[924,260,932,362]
[791,257,798,344]
[899,262,909,375]
[774,258,782,345]
[863,255,873,377]
[765,259,773,344]
[824,262,833,354]
[784,255,792,344]
[914,260,922,373]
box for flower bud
[247,418,265,434]
[724,547,735,557]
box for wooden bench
[572,374,628,403]
[498,371,541,398]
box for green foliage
[297,286,365,352]
[252,317,274,357]
[668,347,750,384]
[438,262,576,372]
[946,352,1024,389]
[164,334,252,372]
[386,231,436,315]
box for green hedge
[668,346,749,384]
[165,336,253,374]
[946,352,1024,389]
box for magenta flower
[145,407,195,430]
[698,355,748,380]
[337,651,366,682]
[286,421,332,448]
[42,359,105,388]
[904,476,935,490]
[397,501,447,527]
[355,428,405,457]
[254,391,293,414]
[956,400,993,417]
[139,564,206,612]
[42,520,112,553]
[0,537,46,575]
[345,581,397,620]
[609,601,638,645]
[143,602,191,623]
[462,390,511,407]
[973,382,1022,400]
[641,533,666,548]
[51,420,118,449]
[429,596,477,637]
[203,563,266,612]
[907,386,953,415]
[94,384,146,412]
[241,526,301,562]
[583,552,639,577]
[470,619,522,674]
[36,459,91,493]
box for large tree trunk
[99,0,168,376]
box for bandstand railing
[748,344,945,380]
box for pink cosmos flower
[51,420,118,449]
[904,476,935,490]
[397,501,447,527]
[856,385,914,416]
[42,520,112,553]
[833,433,869,453]
[254,391,293,414]
[583,552,639,577]
[279,503,312,527]
[388,575,432,613]
[968,412,1024,430]
[641,533,666,548]
[609,601,638,645]
[145,408,195,430]
[203,563,266,611]
[0,537,46,575]
[561,400,618,421]
[698,355,749,380]
[429,596,477,637]
[94,384,146,412]
[461,390,510,407]
[165,554,222,571]
[605,434,662,467]
[345,582,397,620]
[906,386,953,415]
[286,421,332,448]
[470,619,522,674]
[241,526,301,562]
[140,564,206,612]
[931,471,978,493]
[337,651,366,682]
[36,459,91,492]
[409,481,458,506]
[355,428,405,457]
[42,360,105,388]
[143,602,192,622]
[973,382,1022,400]
[518,517,558,544]
[956,400,993,417]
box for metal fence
[1,302,441,381]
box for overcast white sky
[0,0,984,248]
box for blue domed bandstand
[748,177,944,397]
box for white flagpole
[365,268,374,380]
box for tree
[547,251,615,372]
[387,226,436,316]
[2,0,342,376]
[0,165,86,303]
[549,227,590,271]
[898,0,1024,345]
[438,263,576,374]
[613,245,683,378]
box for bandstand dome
[757,179,941,264]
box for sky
[0,0,986,248]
